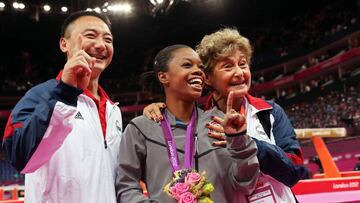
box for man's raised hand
[61,34,96,90]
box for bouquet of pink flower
[164,169,214,203]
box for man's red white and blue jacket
[2,76,122,203]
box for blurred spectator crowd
[1,0,359,96]
[0,0,359,132]
[285,84,360,136]
[249,0,359,69]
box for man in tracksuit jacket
[2,11,122,203]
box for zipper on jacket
[104,139,108,149]
[195,134,199,171]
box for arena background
[0,0,359,201]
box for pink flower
[170,182,190,200]
[178,192,197,203]
[185,172,201,185]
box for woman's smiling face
[160,47,205,102]
[206,49,251,99]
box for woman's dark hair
[152,44,191,98]
[153,44,191,76]
[61,10,112,38]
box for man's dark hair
[60,10,112,38]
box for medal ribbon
[161,109,196,172]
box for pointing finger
[72,34,84,53]
[226,91,234,113]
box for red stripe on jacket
[286,151,304,165]
[3,116,23,140]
